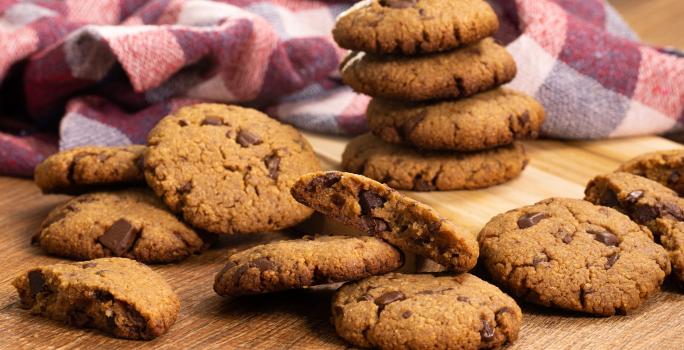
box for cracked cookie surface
[341,134,528,191]
[144,103,321,235]
[33,189,211,263]
[214,235,403,296]
[291,171,479,272]
[331,273,521,349]
[618,149,684,196]
[332,0,499,55]
[585,172,684,285]
[34,145,145,194]
[12,258,179,340]
[368,88,545,151]
[478,197,670,315]
[340,38,516,101]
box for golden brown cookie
[618,149,684,195]
[34,145,145,194]
[214,235,403,296]
[291,171,479,272]
[144,103,321,235]
[331,273,522,349]
[585,172,684,285]
[478,197,671,315]
[332,0,499,55]
[12,258,179,340]
[340,38,516,101]
[368,88,545,151]
[32,189,211,263]
[341,134,528,191]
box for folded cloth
[0,0,682,177]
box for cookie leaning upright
[144,104,321,235]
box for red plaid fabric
[0,0,682,176]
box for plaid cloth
[0,0,682,177]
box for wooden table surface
[2,2,684,350]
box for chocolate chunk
[605,252,620,269]
[668,170,681,185]
[625,190,644,203]
[562,234,573,244]
[364,217,389,234]
[457,296,470,302]
[480,320,495,341]
[178,120,188,127]
[236,130,262,147]
[662,202,684,221]
[380,0,417,8]
[632,204,659,223]
[201,116,223,126]
[331,193,346,207]
[413,175,435,191]
[97,219,140,256]
[230,265,249,287]
[359,190,385,215]
[599,189,619,207]
[533,253,549,266]
[94,290,114,302]
[28,271,45,297]
[263,155,280,180]
[375,291,406,307]
[402,311,412,319]
[251,258,275,272]
[517,212,548,229]
[589,230,619,247]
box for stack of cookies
[333,0,545,191]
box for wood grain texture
[1,135,684,349]
[609,0,684,48]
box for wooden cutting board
[1,134,683,349]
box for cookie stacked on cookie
[333,0,545,191]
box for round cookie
[32,189,211,263]
[144,103,321,235]
[368,88,545,151]
[291,171,479,272]
[618,149,684,196]
[12,258,179,340]
[34,145,145,194]
[214,235,403,296]
[478,197,671,315]
[340,38,516,101]
[341,134,528,191]
[585,172,684,285]
[331,273,522,349]
[332,0,499,55]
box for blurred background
[610,0,683,48]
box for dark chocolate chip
[668,170,681,185]
[364,217,389,234]
[178,119,188,127]
[625,190,644,203]
[517,212,548,229]
[201,116,223,126]
[562,234,573,244]
[375,291,405,307]
[589,230,619,247]
[457,296,470,302]
[380,0,417,8]
[28,271,45,297]
[97,219,140,256]
[605,252,620,269]
[331,193,346,207]
[236,130,262,147]
[251,258,276,272]
[413,175,435,191]
[599,189,619,207]
[94,290,114,302]
[480,320,495,341]
[662,202,684,221]
[263,154,280,180]
[359,190,385,215]
[533,253,549,266]
[632,204,659,223]
[402,311,412,319]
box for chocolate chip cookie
[618,149,684,196]
[331,273,522,349]
[144,103,321,235]
[214,235,403,296]
[341,134,528,191]
[332,0,499,55]
[585,172,684,284]
[291,171,479,272]
[478,197,670,315]
[34,145,145,194]
[32,189,210,263]
[340,38,516,101]
[368,88,545,151]
[12,258,179,339]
